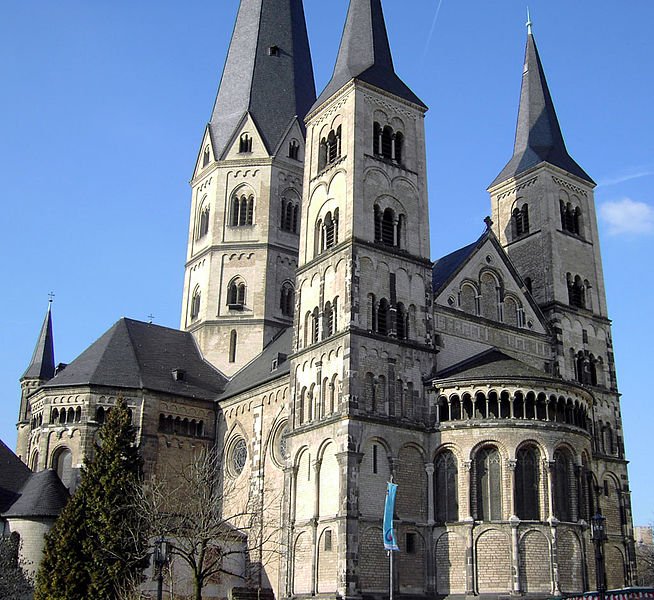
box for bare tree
[0,532,33,600]
[636,540,654,586]
[135,447,283,600]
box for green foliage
[34,398,149,600]
[0,532,33,600]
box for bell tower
[181,0,316,376]
[488,22,637,579]
[284,0,436,597]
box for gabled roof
[490,31,593,187]
[42,319,226,401]
[0,440,31,514]
[219,328,292,401]
[209,0,316,157]
[22,303,55,381]
[2,470,69,519]
[430,348,556,384]
[432,238,481,294]
[311,0,426,112]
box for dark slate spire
[22,302,55,381]
[312,0,426,112]
[209,0,316,157]
[491,29,593,187]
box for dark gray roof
[312,0,426,112]
[432,238,481,294]
[431,348,556,384]
[3,470,69,519]
[209,0,316,157]
[219,328,292,400]
[22,303,55,381]
[0,440,31,514]
[43,318,226,401]
[491,32,593,187]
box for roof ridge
[122,319,145,390]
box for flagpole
[389,549,394,600]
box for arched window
[197,202,210,238]
[231,193,255,226]
[96,406,105,424]
[190,286,201,320]
[381,208,395,245]
[202,145,211,167]
[435,450,458,522]
[288,140,300,160]
[377,298,390,336]
[280,282,294,317]
[561,201,582,235]
[239,133,252,153]
[515,446,540,520]
[280,197,299,233]
[381,126,393,159]
[311,308,320,344]
[75,406,81,423]
[394,132,404,164]
[319,126,342,171]
[53,447,74,489]
[227,279,247,308]
[475,446,502,521]
[229,330,237,363]
[317,209,339,254]
[553,449,573,522]
[396,303,408,340]
[567,274,586,309]
[323,299,337,338]
[513,204,530,237]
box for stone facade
[14,1,637,599]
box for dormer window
[239,133,253,153]
[268,45,280,57]
[172,369,186,382]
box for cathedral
[13,0,637,598]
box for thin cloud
[597,168,654,188]
[599,198,654,236]
[421,0,444,65]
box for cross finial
[484,216,494,230]
[48,291,55,304]
[526,8,533,35]
[148,314,155,324]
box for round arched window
[271,421,290,468]
[230,438,247,477]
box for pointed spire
[208,0,316,158]
[526,8,533,36]
[491,28,593,187]
[312,0,426,112]
[23,301,55,381]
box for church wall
[6,517,55,577]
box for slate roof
[23,303,55,381]
[432,238,481,294]
[0,440,31,514]
[209,0,316,157]
[42,318,226,401]
[490,31,593,187]
[3,470,69,519]
[312,0,426,112]
[430,348,557,384]
[219,328,292,400]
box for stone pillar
[508,458,518,518]
[336,450,364,599]
[547,460,556,519]
[311,459,322,595]
[465,519,476,595]
[283,465,299,598]
[510,516,521,594]
[425,463,435,525]
[549,519,562,596]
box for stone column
[510,516,521,594]
[508,459,518,518]
[336,450,364,599]
[311,459,322,595]
[425,463,435,525]
[283,464,299,598]
[549,519,562,596]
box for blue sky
[1,1,652,524]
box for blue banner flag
[383,482,399,551]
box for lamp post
[591,512,608,600]
[154,536,170,600]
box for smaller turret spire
[491,27,593,187]
[23,301,55,381]
[311,0,426,112]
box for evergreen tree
[34,398,149,600]
[0,532,34,600]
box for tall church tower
[488,24,637,580]
[181,0,316,376]
[16,302,55,464]
[285,0,436,596]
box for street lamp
[154,536,170,600]
[591,512,608,600]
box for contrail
[422,0,444,65]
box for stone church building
[14,0,637,597]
